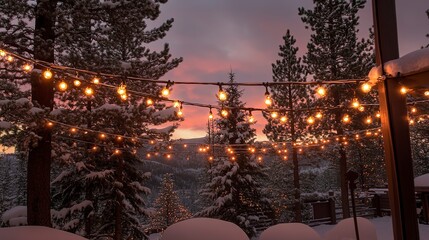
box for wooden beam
[372,0,419,239]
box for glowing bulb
[264,95,272,106]
[361,83,372,93]
[221,109,229,117]
[409,119,415,125]
[351,98,360,108]
[0,50,6,57]
[22,63,33,72]
[161,87,170,97]
[342,114,350,123]
[146,98,153,105]
[114,149,121,155]
[177,107,183,116]
[376,112,381,118]
[117,84,126,95]
[6,55,14,62]
[411,107,417,113]
[73,79,81,87]
[117,136,122,141]
[120,94,127,100]
[173,101,180,108]
[400,87,408,94]
[316,86,326,97]
[58,81,68,91]
[43,69,53,79]
[270,111,278,119]
[218,91,227,101]
[231,156,236,161]
[315,112,323,119]
[280,116,287,123]
[425,91,429,96]
[46,122,54,127]
[248,115,255,123]
[92,146,98,151]
[209,112,214,119]
[307,116,315,124]
[209,156,214,161]
[92,77,100,84]
[70,128,77,133]
[366,117,372,124]
[100,133,106,139]
[85,87,94,96]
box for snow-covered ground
[0,226,88,240]
[149,216,429,240]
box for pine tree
[299,0,374,218]
[1,0,182,238]
[263,30,308,222]
[150,173,191,231]
[197,72,274,238]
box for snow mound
[0,226,88,240]
[415,173,429,187]
[259,223,321,240]
[1,206,27,226]
[161,218,249,240]
[323,217,377,240]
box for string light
[6,55,14,62]
[173,101,180,108]
[114,149,121,155]
[400,87,408,94]
[315,112,323,119]
[409,119,415,125]
[358,106,365,112]
[84,87,94,96]
[365,117,372,124]
[280,116,287,123]
[342,114,350,123]
[425,91,429,97]
[58,81,68,91]
[351,98,360,108]
[316,86,326,97]
[46,121,54,128]
[161,81,172,97]
[376,112,381,118]
[307,116,315,124]
[411,107,417,113]
[120,94,128,101]
[117,84,127,95]
[43,69,53,79]
[22,63,33,72]
[270,111,278,119]
[248,111,255,123]
[73,79,81,87]
[361,82,372,93]
[221,109,229,118]
[146,98,154,106]
[0,49,6,57]
[92,77,100,84]
[264,84,272,106]
[218,84,227,101]
[209,107,214,120]
[177,103,183,117]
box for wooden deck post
[372,0,419,239]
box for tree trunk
[114,156,124,240]
[27,0,57,226]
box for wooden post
[372,0,419,239]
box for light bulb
[0,50,6,57]
[114,149,121,155]
[425,91,429,97]
[22,63,33,72]
[265,95,272,106]
[120,94,127,100]
[43,69,53,79]
[358,106,365,112]
[218,85,227,101]
[117,84,126,95]
[209,113,214,119]
[411,107,417,113]
[92,77,100,84]
[409,119,415,125]
[342,114,350,123]
[73,79,81,87]
[376,112,381,118]
[307,116,315,124]
[177,107,183,116]
[366,117,372,124]
[316,86,326,97]
[351,98,360,108]
[248,115,255,123]
[315,112,323,119]
[361,83,372,93]
[161,87,170,97]
[400,87,408,94]
[6,55,14,62]
[58,81,68,91]
[146,98,153,105]
[85,87,94,96]
[280,116,287,123]
[221,109,229,117]
[270,111,278,119]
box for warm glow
[425,91,429,96]
[73,80,81,87]
[177,108,183,116]
[100,133,106,139]
[411,107,417,113]
[85,87,94,96]
[365,117,372,124]
[146,153,152,158]
[358,106,365,112]
[316,86,326,97]
[120,94,127,100]
[0,50,6,57]
[361,83,372,93]
[400,87,408,94]
[6,55,14,62]
[376,112,381,118]
[146,98,154,105]
[280,116,287,123]
[58,81,68,91]
[70,128,77,133]
[342,114,350,123]
[351,98,360,108]
[248,114,255,123]
[264,95,272,106]
[46,122,54,127]
[270,111,278,119]
[22,63,33,72]
[307,116,315,124]
[315,112,323,119]
[117,136,123,141]
[117,84,126,95]
[166,154,172,159]
[173,101,180,108]
[114,149,121,155]
[221,109,229,117]
[92,77,100,84]
[409,119,415,125]
[161,87,170,96]
[218,89,227,101]
[43,69,53,79]
[209,112,214,120]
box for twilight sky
[150,0,428,141]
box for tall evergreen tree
[150,173,191,231]
[299,0,374,218]
[0,0,182,238]
[198,72,274,238]
[263,30,308,222]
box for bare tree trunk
[27,0,57,226]
[114,156,124,240]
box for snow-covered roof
[368,47,429,85]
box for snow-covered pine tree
[150,173,190,231]
[263,29,308,222]
[299,0,374,218]
[197,72,274,238]
[1,0,182,238]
